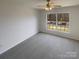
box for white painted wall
[39,5,79,40]
[0,0,39,54]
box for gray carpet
[0,33,79,59]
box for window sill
[47,29,70,34]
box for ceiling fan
[37,0,61,11]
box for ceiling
[0,0,79,9]
[34,0,79,6]
[33,0,79,9]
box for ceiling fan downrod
[47,0,50,2]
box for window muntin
[47,13,69,32]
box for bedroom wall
[39,5,79,40]
[0,0,39,54]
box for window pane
[47,14,56,30]
[57,13,69,32]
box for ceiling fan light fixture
[44,0,54,11]
[45,7,52,11]
[37,0,61,11]
[45,2,52,11]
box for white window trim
[46,13,70,33]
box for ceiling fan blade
[35,5,46,9]
[50,3,62,8]
[37,5,46,7]
[54,4,62,7]
[35,0,62,10]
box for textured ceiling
[0,0,79,9]
[34,0,79,6]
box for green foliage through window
[47,13,69,32]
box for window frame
[46,13,70,33]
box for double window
[47,13,69,32]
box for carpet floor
[0,33,79,59]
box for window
[47,13,69,32]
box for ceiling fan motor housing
[46,0,51,8]
[47,3,50,8]
[47,0,50,2]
